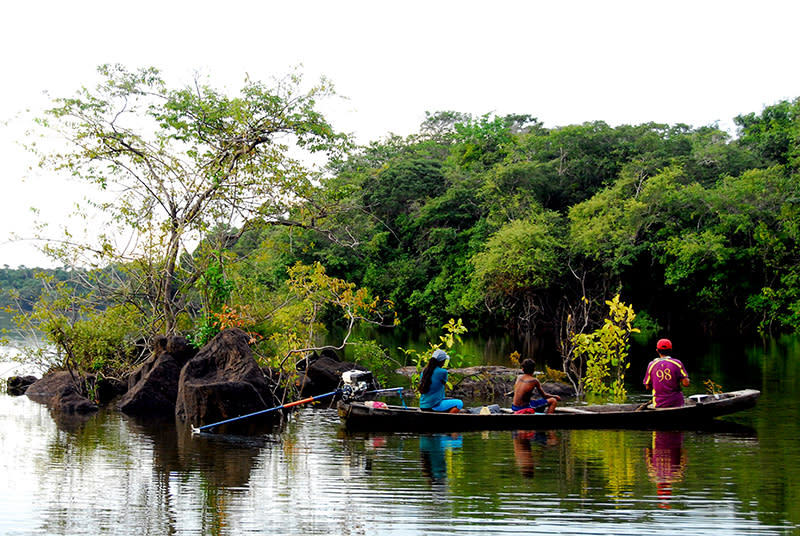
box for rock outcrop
[296,348,377,397]
[395,365,577,401]
[118,335,197,416]
[6,375,37,396]
[25,371,99,414]
[175,328,279,428]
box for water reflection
[3,331,800,536]
[1,394,799,535]
[129,415,275,487]
[43,406,95,432]
[644,430,687,509]
[419,433,463,497]
[512,430,558,478]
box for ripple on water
[0,397,798,535]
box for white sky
[1,0,798,268]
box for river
[1,335,799,535]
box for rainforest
[1,65,799,388]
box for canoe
[337,389,760,432]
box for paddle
[191,389,341,433]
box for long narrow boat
[338,389,760,432]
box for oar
[191,389,341,434]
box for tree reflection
[644,430,687,509]
[125,414,272,535]
[569,429,639,498]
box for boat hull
[337,389,760,432]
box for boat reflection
[645,430,687,509]
[512,430,558,478]
[420,434,463,497]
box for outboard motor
[340,370,375,401]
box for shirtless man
[512,359,560,414]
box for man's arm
[534,379,561,401]
[643,362,653,389]
[679,362,689,387]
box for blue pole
[192,389,340,433]
[364,387,404,396]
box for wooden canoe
[337,389,760,432]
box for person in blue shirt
[419,349,464,413]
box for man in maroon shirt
[643,339,690,408]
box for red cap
[656,338,672,351]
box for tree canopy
[30,65,347,334]
[5,68,800,389]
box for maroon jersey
[643,357,689,408]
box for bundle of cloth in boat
[467,404,503,414]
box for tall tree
[734,98,800,168]
[30,65,347,335]
[467,209,565,333]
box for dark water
[1,335,799,536]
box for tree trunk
[162,228,181,335]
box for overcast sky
[2,0,798,268]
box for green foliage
[30,64,346,337]
[361,158,446,222]
[748,268,800,335]
[0,267,78,311]
[480,161,558,223]
[567,166,651,273]
[11,276,144,379]
[64,306,143,376]
[187,315,219,350]
[569,163,697,274]
[400,318,469,392]
[451,113,516,169]
[471,211,563,296]
[9,68,800,387]
[653,166,800,321]
[631,310,661,347]
[345,337,394,386]
[570,295,639,401]
[734,97,800,168]
[254,261,397,373]
[196,257,235,311]
[187,253,236,348]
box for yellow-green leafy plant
[262,262,398,383]
[570,294,639,402]
[400,317,468,393]
[541,365,568,384]
[704,379,723,395]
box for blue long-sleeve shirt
[420,367,448,409]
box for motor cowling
[340,370,374,400]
